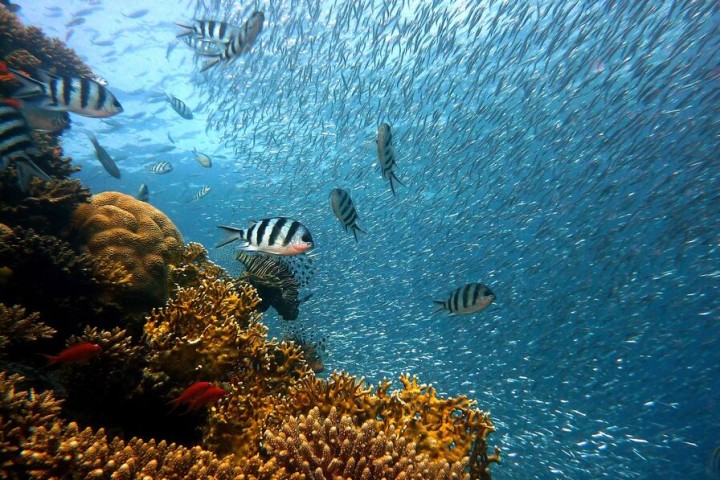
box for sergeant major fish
[377,123,403,195]
[189,185,211,201]
[329,188,366,242]
[0,101,52,191]
[86,132,120,178]
[216,217,314,255]
[199,11,264,72]
[434,283,495,315]
[10,68,123,118]
[148,161,173,174]
[165,93,193,120]
[176,19,239,44]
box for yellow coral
[70,192,183,310]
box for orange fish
[44,342,102,365]
[169,382,225,413]
[187,386,225,411]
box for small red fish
[44,342,102,365]
[186,386,225,411]
[168,381,213,412]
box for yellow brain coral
[70,192,183,310]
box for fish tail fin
[175,22,194,37]
[40,353,59,366]
[14,158,50,192]
[216,225,244,248]
[432,300,446,314]
[7,68,45,98]
[199,57,222,72]
[352,225,366,243]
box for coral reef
[0,225,128,341]
[70,192,184,311]
[0,304,55,353]
[0,5,91,78]
[256,406,468,479]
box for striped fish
[190,185,211,201]
[9,69,123,118]
[434,283,495,315]
[148,161,173,174]
[165,93,193,120]
[200,11,264,72]
[0,102,51,191]
[179,34,223,56]
[329,188,366,242]
[176,19,239,44]
[86,132,120,178]
[216,217,314,256]
[377,123,403,195]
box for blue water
[17,0,720,478]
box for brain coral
[70,192,183,310]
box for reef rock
[70,192,183,311]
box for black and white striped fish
[199,11,264,72]
[190,185,211,201]
[434,283,495,315]
[9,68,123,118]
[0,103,51,191]
[147,161,173,174]
[329,188,366,242]
[176,19,239,44]
[86,132,120,178]
[377,123,403,195]
[216,217,314,256]
[178,34,223,56]
[165,93,193,120]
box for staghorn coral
[0,304,55,353]
[254,406,469,479]
[70,192,184,311]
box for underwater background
[8,0,720,478]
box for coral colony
[0,6,498,479]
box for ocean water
[16,0,720,478]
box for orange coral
[70,192,184,311]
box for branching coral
[254,406,469,479]
[0,304,55,353]
[0,372,245,480]
[70,192,184,311]
[168,242,228,293]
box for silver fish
[434,283,495,315]
[329,188,366,242]
[86,132,120,178]
[135,183,149,202]
[193,148,211,167]
[216,217,314,256]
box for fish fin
[6,68,45,98]
[175,22,195,37]
[215,225,245,248]
[14,159,50,192]
[239,243,258,252]
[432,300,446,314]
[199,57,222,72]
[352,224,367,242]
[388,171,404,195]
